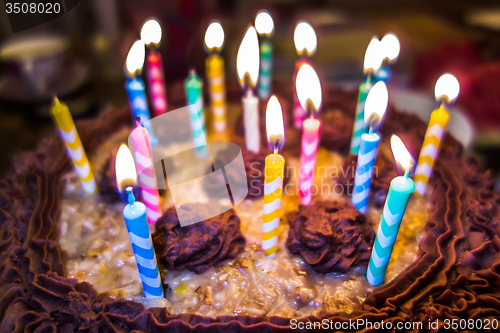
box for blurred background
[1,0,500,184]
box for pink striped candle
[295,63,322,206]
[130,119,162,223]
[142,19,167,116]
[146,49,167,116]
[298,116,321,205]
[293,58,310,128]
[293,21,317,129]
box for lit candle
[374,33,400,83]
[293,21,317,129]
[204,21,227,132]
[263,95,285,258]
[352,81,388,214]
[125,40,156,145]
[255,10,274,100]
[115,145,164,298]
[366,135,415,286]
[141,18,168,116]
[414,73,460,196]
[130,118,162,224]
[349,37,383,154]
[296,64,322,206]
[51,97,97,195]
[236,26,261,153]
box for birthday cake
[1,77,499,332]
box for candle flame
[380,33,400,62]
[434,73,460,103]
[364,81,388,127]
[294,21,317,56]
[296,63,322,113]
[255,10,274,36]
[115,144,137,193]
[125,40,145,76]
[266,95,285,152]
[363,37,383,73]
[236,26,260,88]
[391,135,414,174]
[204,21,225,51]
[140,18,162,46]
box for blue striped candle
[351,132,380,214]
[125,77,157,146]
[349,77,373,154]
[366,175,415,286]
[123,187,164,298]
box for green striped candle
[258,38,272,99]
[185,69,205,131]
[349,76,372,155]
[185,70,207,155]
[255,10,274,100]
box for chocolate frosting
[1,86,499,331]
[286,201,375,274]
[152,207,246,274]
[319,110,353,156]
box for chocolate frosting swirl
[0,86,499,331]
[286,201,375,274]
[153,207,246,274]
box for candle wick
[126,186,135,205]
[306,104,315,119]
[274,139,279,154]
[135,116,142,128]
[243,75,253,93]
[368,114,381,133]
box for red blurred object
[412,43,500,129]
[412,43,480,92]
[459,63,500,129]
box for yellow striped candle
[51,97,97,195]
[204,21,226,132]
[263,95,285,257]
[414,73,460,196]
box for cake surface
[0,81,499,331]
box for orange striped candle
[413,107,448,195]
[414,73,460,196]
[51,97,97,195]
[262,95,285,257]
[204,21,227,132]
